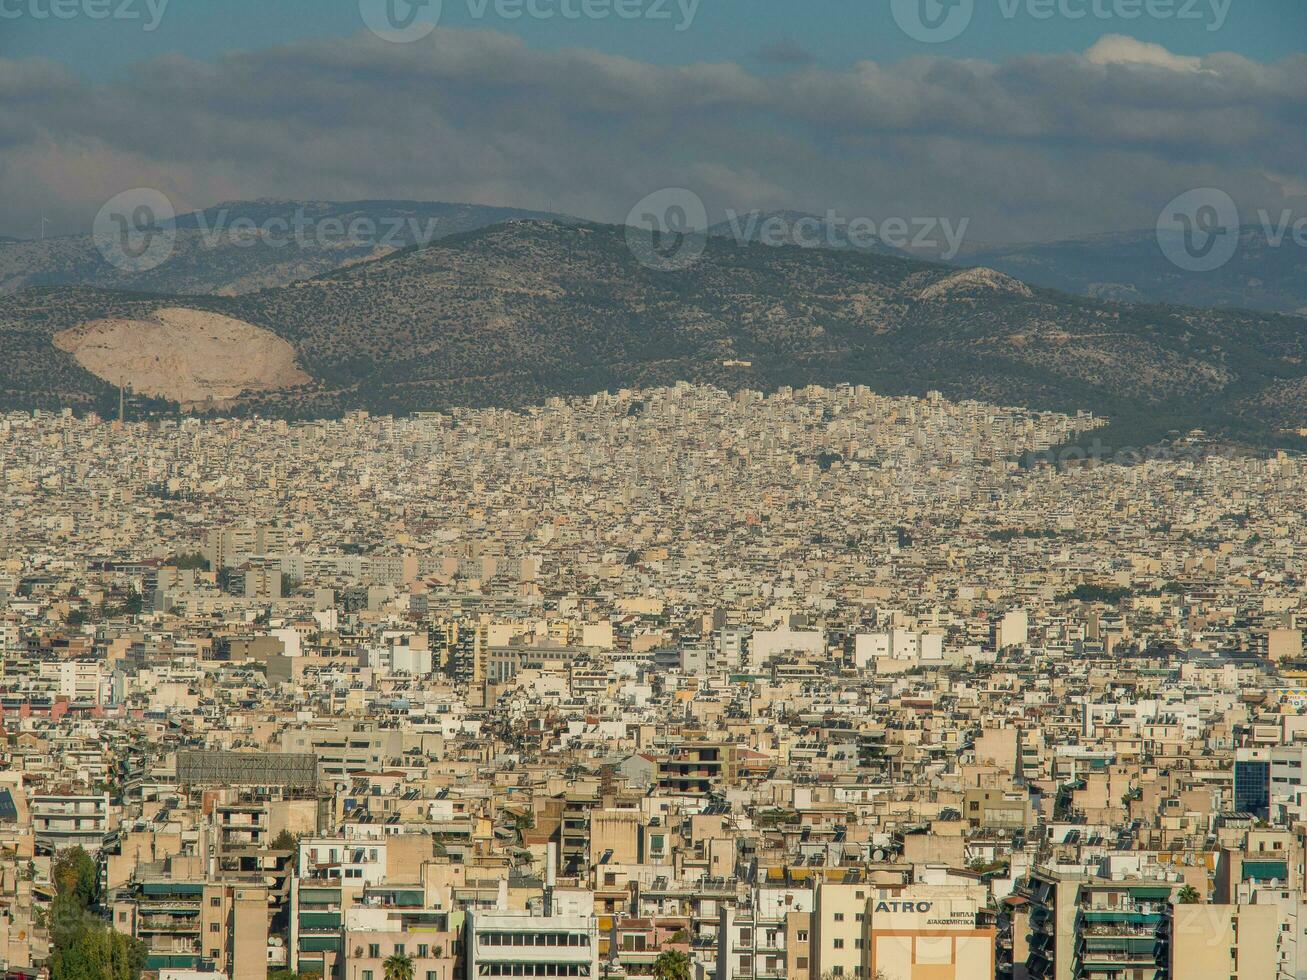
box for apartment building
[31,792,110,854]
[466,910,599,979]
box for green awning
[299,911,341,929]
[1127,887,1173,899]
[1243,860,1288,881]
[300,936,342,953]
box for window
[210,949,219,959]
[417,944,429,958]
[797,931,808,942]
[211,897,222,908]
[427,974,437,980]
[796,957,808,969]
[833,939,845,950]
[363,972,373,980]
[833,913,844,922]
[210,923,220,933]
[394,944,406,956]
[369,944,380,958]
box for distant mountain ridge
[958,227,1307,317]
[3,219,1307,456]
[0,200,575,296]
[5,199,1304,316]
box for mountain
[4,219,1307,453]
[0,200,573,296]
[958,228,1307,317]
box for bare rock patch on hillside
[53,307,310,405]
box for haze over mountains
[960,228,1307,317]
[0,200,571,297]
[3,217,1307,455]
[3,200,1303,316]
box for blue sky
[4,0,1303,79]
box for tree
[269,829,300,852]
[50,919,145,980]
[172,551,210,571]
[1175,884,1201,904]
[49,846,147,980]
[217,567,240,593]
[384,952,415,980]
[653,949,692,980]
[52,847,98,910]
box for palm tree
[1175,884,1201,904]
[384,951,415,980]
[653,949,692,980]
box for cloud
[0,32,1304,245]
[1085,34,1204,72]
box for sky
[1,0,1305,241]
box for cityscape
[3,0,1307,979]
[0,382,1305,978]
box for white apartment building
[31,792,111,854]
[466,911,599,979]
